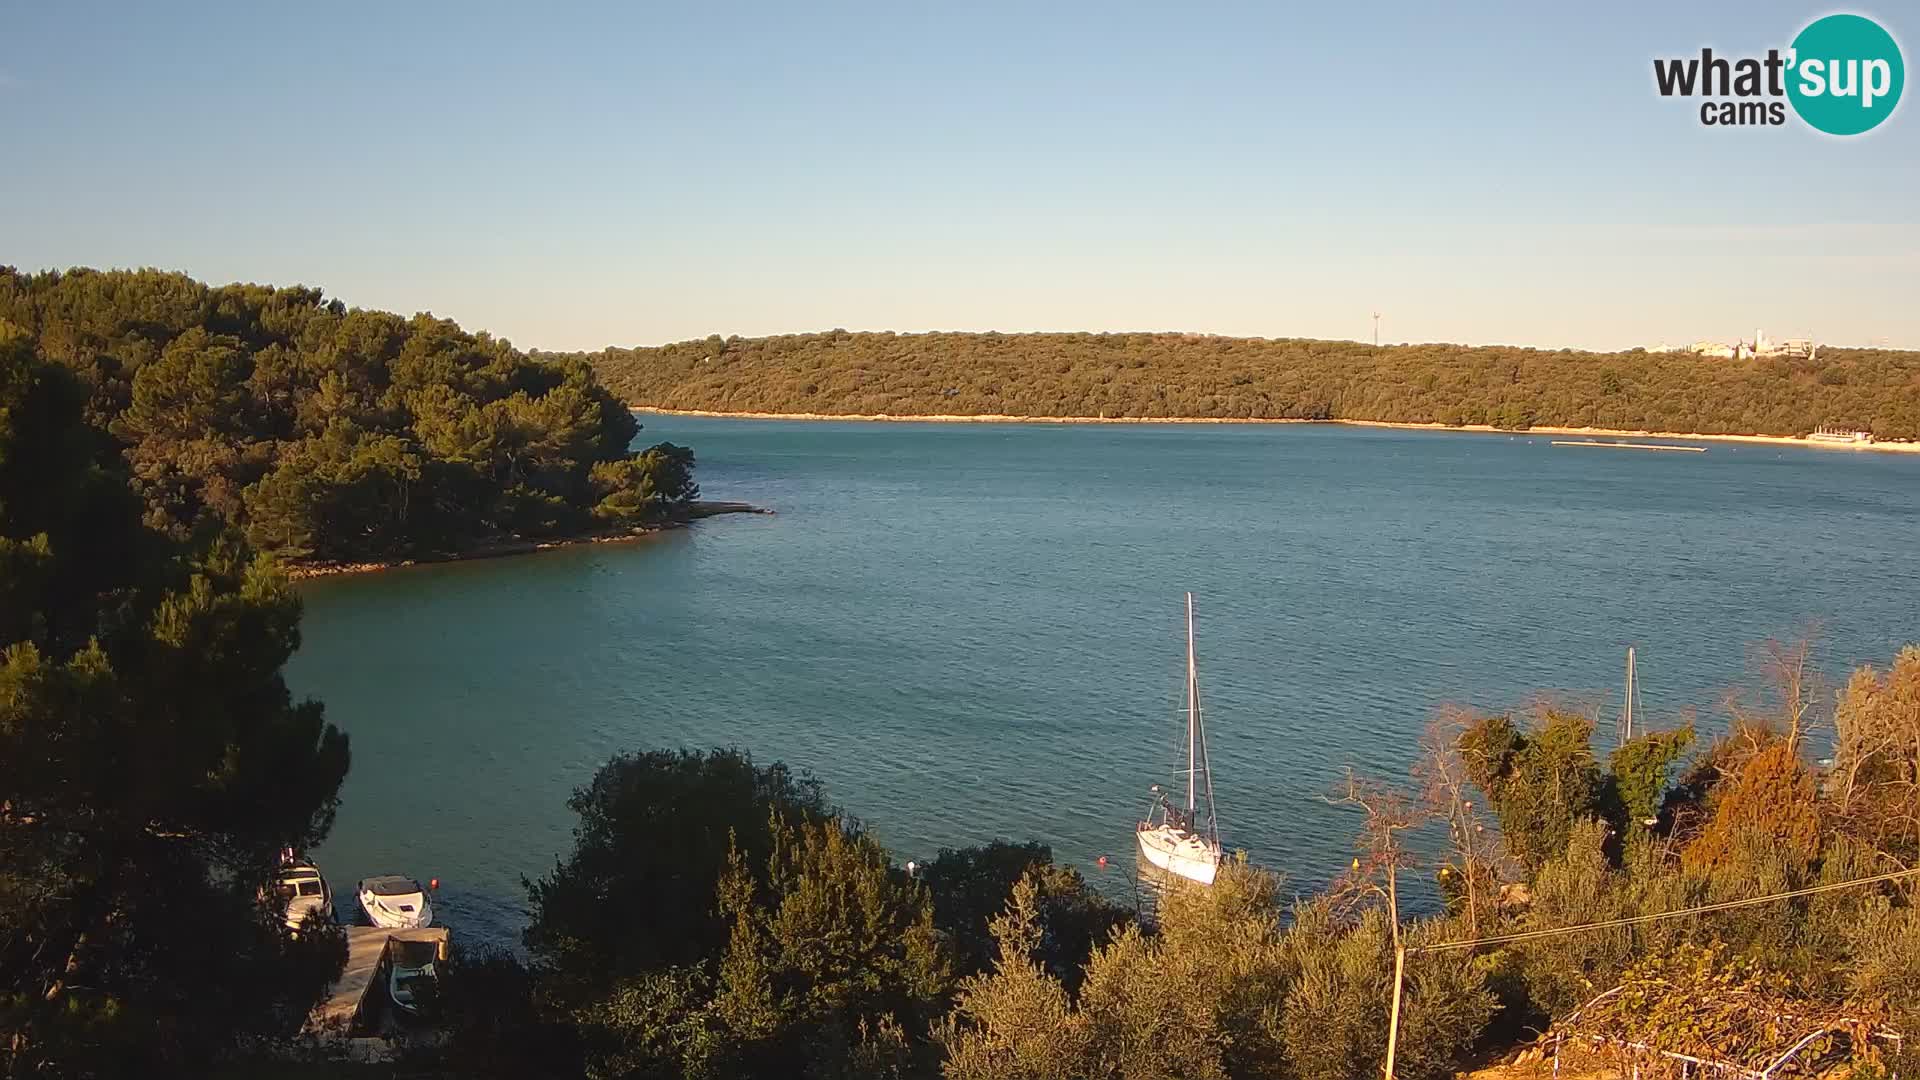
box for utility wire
[1413,866,1920,955]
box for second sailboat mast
[1186,591,1198,817]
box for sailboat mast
[1186,593,1198,817]
[1623,646,1636,744]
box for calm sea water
[291,419,1920,942]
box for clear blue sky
[3,2,1915,351]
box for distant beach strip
[631,409,1920,456]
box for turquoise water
[291,419,1920,942]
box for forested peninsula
[0,267,696,570]
[571,331,1920,441]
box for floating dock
[1550,440,1706,453]
[307,926,449,1043]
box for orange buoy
[1096,855,1109,867]
[429,877,440,891]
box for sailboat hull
[1136,825,1221,885]
[1134,593,1223,887]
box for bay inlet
[289,418,1920,943]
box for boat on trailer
[1136,593,1224,886]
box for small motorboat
[271,861,334,931]
[358,875,434,929]
[387,936,442,1020]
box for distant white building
[1650,330,1815,360]
[1751,329,1817,358]
[1810,426,1872,445]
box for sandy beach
[634,408,1920,456]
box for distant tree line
[570,330,1920,441]
[0,267,697,565]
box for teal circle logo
[1787,14,1904,135]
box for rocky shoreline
[284,502,772,580]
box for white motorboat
[271,861,334,931]
[358,875,434,929]
[1136,593,1224,886]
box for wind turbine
[1372,312,1382,349]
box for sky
[2,1,1917,352]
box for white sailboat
[1136,593,1224,886]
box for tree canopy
[573,330,1920,440]
[523,748,832,995]
[1,334,350,1075]
[0,267,699,566]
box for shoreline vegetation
[573,329,1920,447]
[283,500,771,580]
[4,321,357,1076]
[0,267,707,571]
[635,407,1920,455]
[462,639,1920,1080]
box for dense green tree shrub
[916,840,1128,990]
[938,864,1492,1080]
[523,749,830,995]
[0,267,697,564]
[1,335,350,1076]
[1458,709,1605,871]
[1606,725,1696,831]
